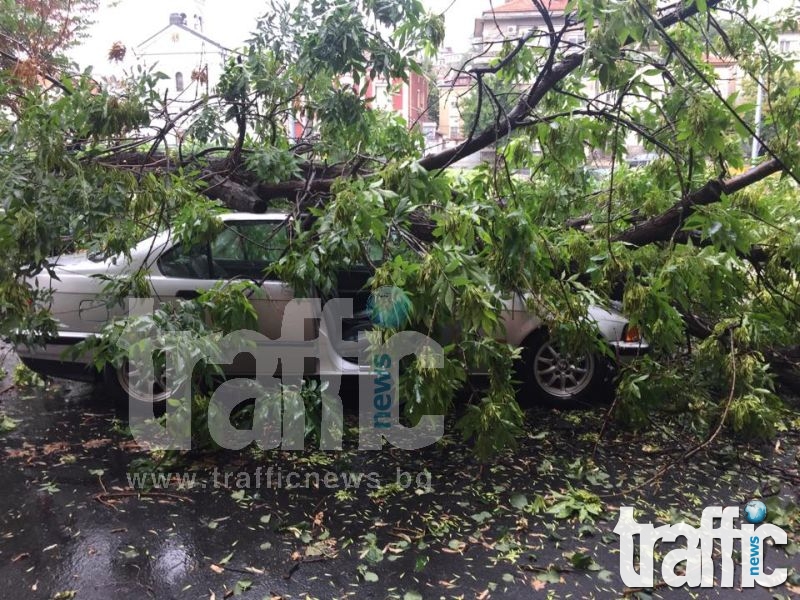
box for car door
[322,240,385,365]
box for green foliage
[547,487,603,523]
[12,363,45,389]
[233,0,442,160]
[0,413,19,434]
[170,198,226,249]
[615,330,784,440]
[245,147,303,184]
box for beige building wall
[438,79,471,141]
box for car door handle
[176,290,200,300]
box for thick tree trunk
[766,347,800,395]
[615,159,782,246]
[202,173,267,213]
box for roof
[137,23,231,52]
[487,0,569,14]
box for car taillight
[623,325,641,343]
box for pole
[751,75,764,164]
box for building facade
[472,0,572,55]
[438,72,472,143]
[133,3,230,106]
[369,72,431,127]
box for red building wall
[407,72,429,125]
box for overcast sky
[70,0,793,73]
[67,0,518,70]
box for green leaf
[0,414,19,433]
[233,579,252,595]
[414,555,429,572]
[510,493,528,510]
[569,551,594,570]
[597,569,614,582]
[471,511,492,524]
[536,569,562,584]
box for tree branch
[614,158,782,247]
[419,0,723,171]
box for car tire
[103,358,170,411]
[517,329,611,409]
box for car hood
[48,253,135,277]
[46,234,171,278]
[587,304,628,326]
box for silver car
[15,212,647,407]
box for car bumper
[13,334,99,382]
[609,340,649,361]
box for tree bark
[202,173,267,213]
[614,159,782,246]
[766,346,800,395]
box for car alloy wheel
[532,341,595,399]
[517,328,610,408]
[115,358,171,405]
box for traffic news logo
[614,500,789,589]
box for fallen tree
[2,0,800,452]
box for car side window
[209,227,244,260]
[158,221,288,280]
[158,242,212,279]
[209,221,288,279]
[237,222,288,263]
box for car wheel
[518,329,610,408]
[104,358,170,409]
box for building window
[779,40,791,53]
[375,83,389,110]
[175,72,185,92]
[450,125,461,139]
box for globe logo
[367,286,411,329]
[744,500,767,524]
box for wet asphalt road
[0,346,797,600]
